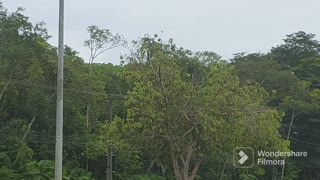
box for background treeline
[1,3,320,180]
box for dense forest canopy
[1,3,320,180]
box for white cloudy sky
[2,0,320,64]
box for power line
[7,79,125,98]
[290,160,320,168]
[280,134,320,147]
[291,127,320,138]
[290,138,320,147]
[292,126,320,135]
[282,124,320,135]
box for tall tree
[271,31,320,68]
[124,37,287,180]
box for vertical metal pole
[280,105,296,180]
[107,99,113,180]
[107,148,113,180]
[55,0,64,179]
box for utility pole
[106,147,113,180]
[105,95,124,180]
[106,98,113,180]
[280,105,297,180]
[55,0,64,179]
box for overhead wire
[2,78,126,98]
[291,127,320,138]
[290,137,320,147]
[282,124,320,135]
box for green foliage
[283,161,300,180]
[1,3,320,179]
[233,53,300,107]
[239,173,257,180]
[271,31,320,68]
[0,167,20,180]
[128,174,166,180]
[84,25,126,63]
[86,117,143,179]
[124,37,287,180]
[293,57,320,89]
[194,51,222,66]
[63,166,94,180]
[21,160,54,180]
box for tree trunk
[189,158,203,180]
[22,115,37,141]
[219,159,228,180]
[172,154,183,180]
[0,80,10,102]
[171,143,203,180]
[272,166,277,180]
[21,93,54,142]
[0,66,16,102]
[86,105,90,128]
[85,65,92,171]
[85,104,89,171]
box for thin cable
[291,127,320,138]
[282,124,320,134]
[3,78,126,98]
[290,138,320,147]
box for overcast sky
[2,0,320,64]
